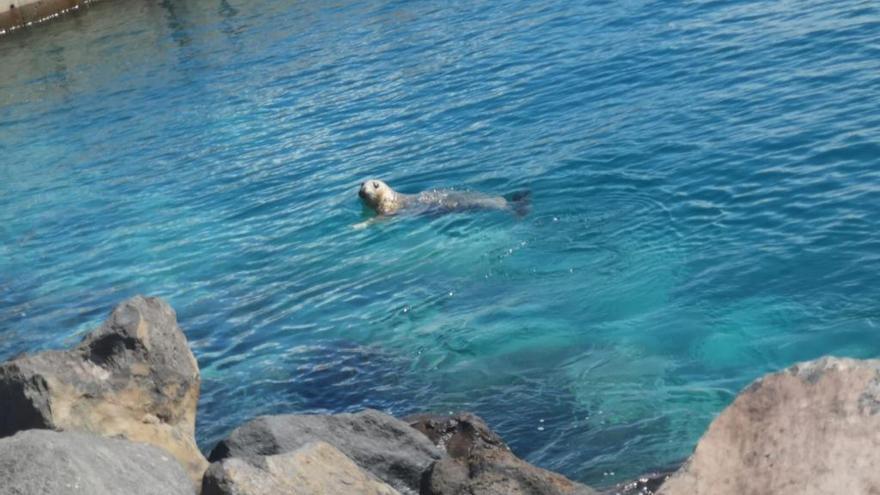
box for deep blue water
[2,0,880,486]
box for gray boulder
[0,296,208,484]
[407,412,598,495]
[659,357,880,495]
[209,409,443,494]
[0,429,193,495]
[202,441,400,495]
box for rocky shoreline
[1,295,878,494]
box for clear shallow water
[2,0,880,486]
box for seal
[356,179,529,228]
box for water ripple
[2,0,880,488]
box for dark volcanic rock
[0,429,194,495]
[659,357,880,495]
[209,409,443,495]
[0,296,207,483]
[602,471,673,495]
[408,412,598,495]
[202,441,400,495]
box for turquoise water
[2,0,880,486]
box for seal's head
[359,179,401,215]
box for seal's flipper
[508,190,532,218]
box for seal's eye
[373,182,379,189]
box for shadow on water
[157,0,193,47]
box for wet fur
[358,179,530,220]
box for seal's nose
[358,182,368,198]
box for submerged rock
[209,409,443,494]
[0,295,207,484]
[0,429,194,495]
[202,441,400,495]
[407,412,598,495]
[659,357,880,495]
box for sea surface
[2,0,880,486]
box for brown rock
[408,412,598,495]
[406,412,507,458]
[659,357,880,495]
[202,441,401,495]
[0,296,208,484]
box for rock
[658,357,880,495]
[406,411,507,457]
[407,412,598,495]
[209,409,443,494]
[601,471,673,495]
[202,441,400,495]
[0,296,208,484]
[0,429,194,495]
[421,445,599,495]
